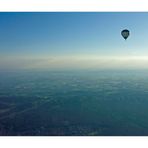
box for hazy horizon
[2,55,148,70]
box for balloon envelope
[121,29,130,40]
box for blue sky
[1,12,148,70]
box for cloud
[1,55,148,70]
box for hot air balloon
[121,29,130,40]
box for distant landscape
[0,70,148,135]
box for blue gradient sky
[1,12,148,70]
